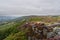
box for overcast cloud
[0,0,60,16]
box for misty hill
[0,16,17,22]
[0,16,19,26]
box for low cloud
[0,0,60,16]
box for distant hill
[0,16,18,22]
[0,16,19,25]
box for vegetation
[0,18,27,40]
[0,16,60,40]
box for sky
[0,0,60,16]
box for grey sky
[0,0,60,16]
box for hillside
[0,16,60,40]
[0,16,29,40]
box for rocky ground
[22,22,60,40]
